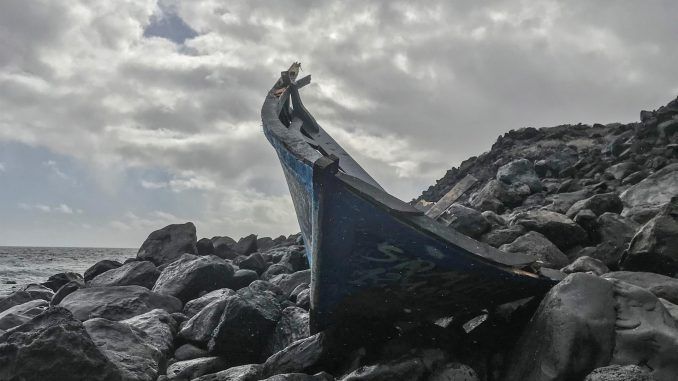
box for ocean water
[0,246,137,296]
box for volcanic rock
[84,259,123,282]
[584,365,653,381]
[137,222,198,266]
[562,256,609,276]
[122,308,177,360]
[174,343,209,361]
[197,238,216,256]
[166,357,229,380]
[41,272,84,292]
[231,269,259,290]
[152,254,235,303]
[566,193,624,218]
[499,231,568,268]
[511,210,587,250]
[51,280,86,306]
[178,297,231,344]
[265,306,311,357]
[183,288,235,318]
[602,271,678,305]
[621,163,678,212]
[89,260,159,289]
[232,234,258,256]
[439,204,490,239]
[191,364,263,381]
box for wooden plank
[424,175,478,220]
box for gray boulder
[562,256,609,276]
[197,238,216,256]
[439,204,490,238]
[340,357,427,381]
[183,288,235,318]
[235,253,268,274]
[0,299,48,330]
[584,365,653,381]
[496,158,542,193]
[152,254,235,303]
[428,363,480,381]
[265,306,310,357]
[231,269,259,290]
[84,317,163,381]
[122,308,177,360]
[51,280,86,306]
[174,343,209,361]
[41,272,84,292]
[480,225,526,248]
[166,357,228,380]
[261,332,329,379]
[0,307,122,381]
[232,234,258,256]
[137,222,198,266]
[178,298,231,344]
[605,162,641,181]
[594,213,639,266]
[269,270,311,297]
[511,210,587,250]
[212,236,237,260]
[18,284,54,301]
[0,291,34,313]
[499,231,569,269]
[566,193,624,218]
[621,163,678,211]
[603,271,678,305]
[262,373,333,381]
[544,189,592,214]
[59,285,182,321]
[89,261,159,289]
[191,364,262,381]
[84,259,123,282]
[468,180,507,213]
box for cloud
[0,162,5,172]
[18,202,82,214]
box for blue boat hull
[262,71,556,332]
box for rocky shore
[2,96,678,380]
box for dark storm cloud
[1,0,677,245]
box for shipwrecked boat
[262,64,557,332]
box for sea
[0,246,137,296]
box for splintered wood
[424,175,478,220]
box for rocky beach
[2,96,678,381]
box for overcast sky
[1,0,677,247]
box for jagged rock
[468,180,506,213]
[566,193,624,218]
[41,272,84,292]
[562,256,609,276]
[84,259,123,282]
[59,285,182,321]
[17,284,54,301]
[235,253,268,274]
[265,306,310,357]
[621,163,678,211]
[499,231,568,268]
[660,298,678,321]
[89,261,159,289]
[122,309,177,360]
[574,209,598,241]
[51,280,86,306]
[340,357,427,381]
[0,307,122,381]
[166,357,229,380]
[496,158,542,193]
[272,246,309,273]
[209,288,282,363]
[593,212,639,266]
[270,270,311,297]
[197,238,216,256]
[232,234,258,256]
[428,363,480,381]
[544,189,592,214]
[262,373,333,381]
[183,288,235,318]
[584,365,653,381]
[262,264,294,281]
[261,332,329,378]
[295,289,310,310]
[152,254,235,303]
[0,299,49,330]
[213,236,237,260]
[480,225,526,248]
[504,273,616,381]
[178,298,231,344]
[0,291,33,313]
[231,269,259,290]
[84,317,163,381]
[439,204,490,238]
[137,222,198,266]
[511,210,587,250]
[191,364,262,381]
[174,343,209,361]
[481,210,506,226]
[605,162,641,181]
[621,198,678,275]
[602,271,678,304]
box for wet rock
[584,365,653,381]
[273,246,309,273]
[41,272,84,292]
[428,363,480,381]
[0,299,49,330]
[166,357,228,380]
[621,163,678,211]
[602,271,678,304]
[122,308,177,360]
[197,238,215,256]
[499,231,569,269]
[84,317,163,381]
[496,158,542,192]
[231,269,259,290]
[439,204,490,239]
[191,364,262,381]
[51,280,86,306]
[0,307,122,381]
[137,222,198,266]
[295,289,310,310]
[152,254,235,303]
[183,288,235,318]
[0,291,33,313]
[504,273,616,381]
[232,234,258,256]
[18,284,54,301]
[566,193,624,218]
[84,259,123,282]
[265,306,311,357]
[174,343,209,361]
[209,288,282,363]
[59,285,182,321]
[270,270,311,297]
[235,253,268,274]
[261,332,329,378]
[621,198,678,275]
[480,225,526,248]
[562,256,609,276]
[511,209,587,250]
[178,297,231,344]
[89,260,159,289]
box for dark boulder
[428,363,480,381]
[584,365,653,381]
[191,364,262,381]
[209,288,282,363]
[51,280,86,306]
[339,357,428,381]
[261,332,329,379]
[183,288,235,318]
[0,307,122,381]
[197,238,216,256]
[262,373,333,381]
[295,289,310,310]
[232,234,258,256]
[235,253,269,274]
[174,343,209,361]
[166,357,229,381]
[439,204,490,239]
[178,297,231,344]
[269,270,311,297]
[605,162,640,181]
[621,163,678,212]
[479,225,526,248]
[152,254,235,303]
[468,180,506,213]
[41,272,84,292]
[602,271,678,305]
[566,193,624,218]
[262,264,294,281]
[122,308,177,360]
[265,306,310,358]
[562,256,609,276]
[0,291,33,313]
[496,158,542,193]
[0,299,49,330]
[17,284,54,301]
[231,269,259,290]
[89,260,159,289]
[84,259,123,282]
[499,231,568,269]
[213,236,237,260]
[59,285,182,321]
[593,213,639,267]
[137,222,198,266]
[511,210,587,250]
